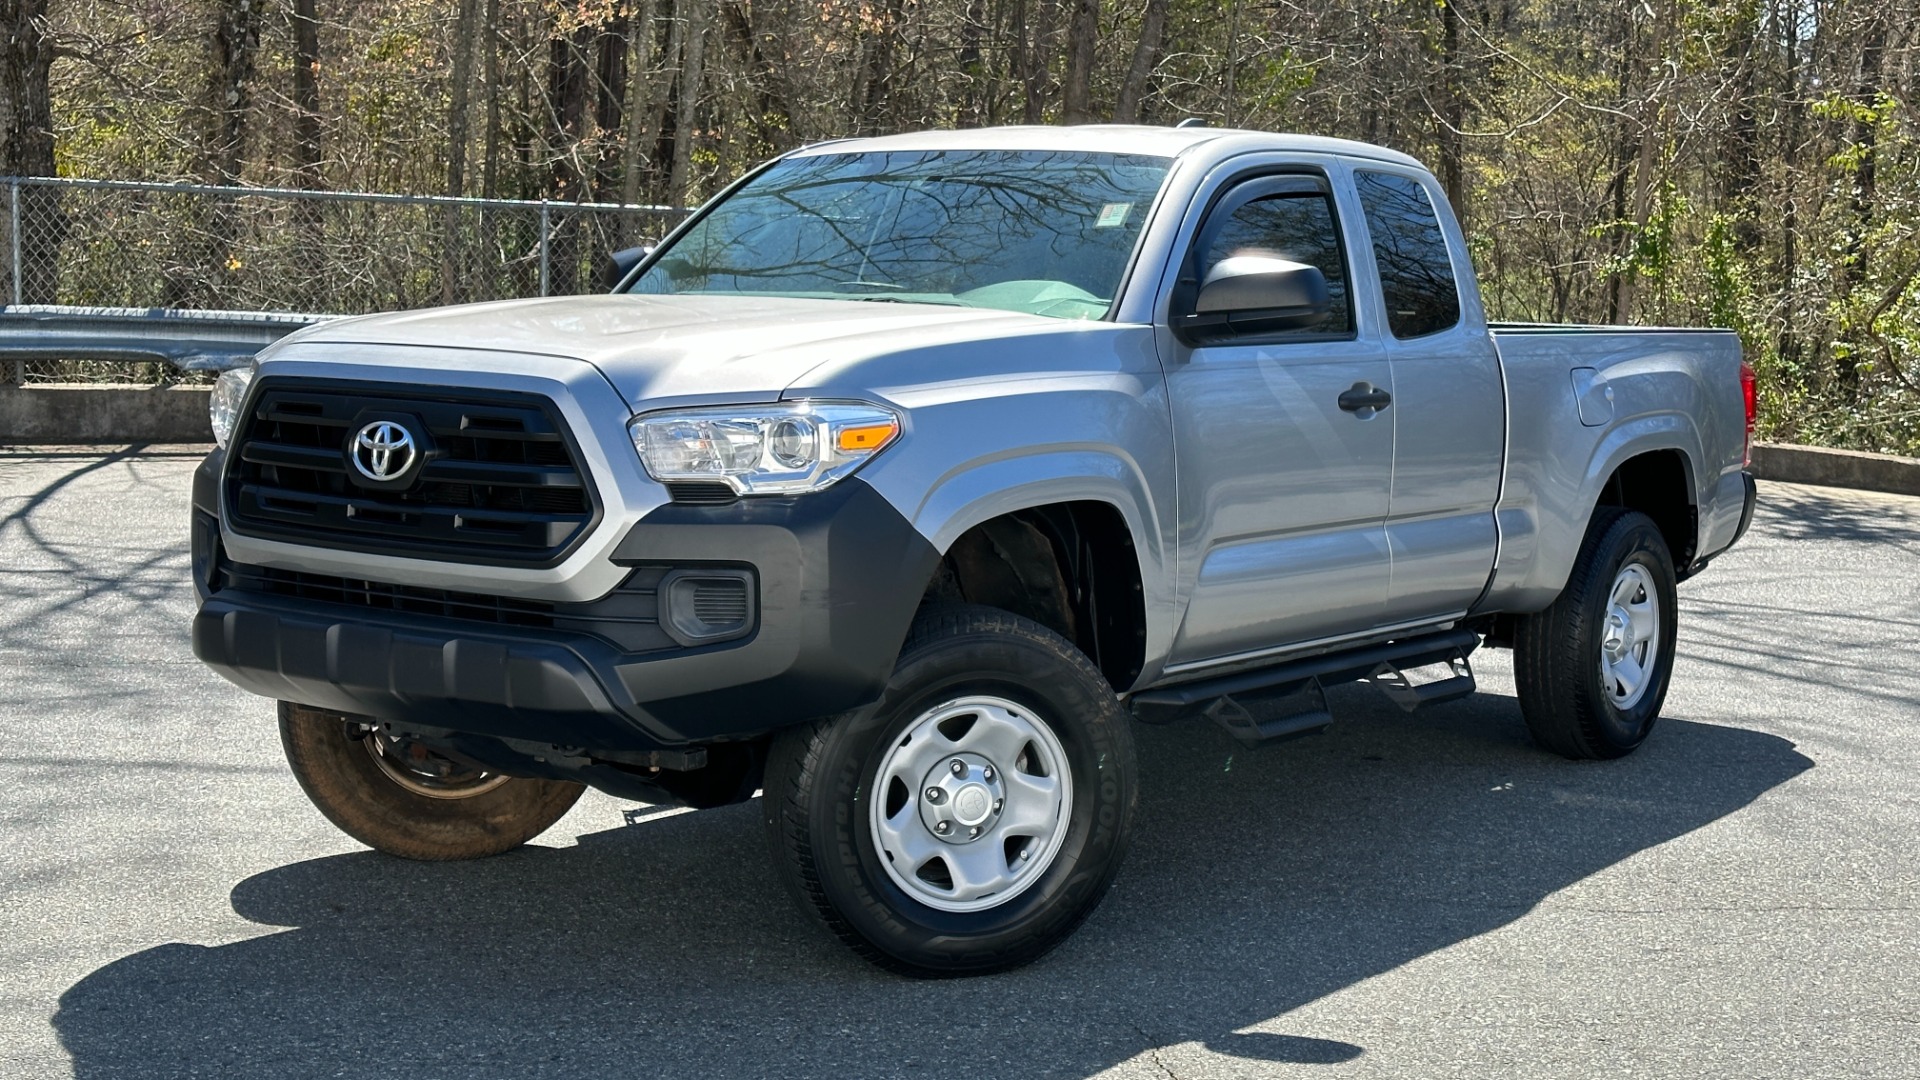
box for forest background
[0,0,1915,452]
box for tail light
[1739,361,1757,468]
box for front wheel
[278,702,585,860]
[1513,508,1679,759]
[764,605,1138,976]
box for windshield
[629,149,1172,320]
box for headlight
[629,401,901,494]
[209,363,257,449]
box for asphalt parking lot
[2,445,1916,1079]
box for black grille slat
[215,559,677,654]
[240,440,348,473]
[236,485,577,550]
[419,459,583,489]
[665,481,740,505]
[227,381,597,565]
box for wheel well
[1598,450,1696,567]
[921,502,1146,690]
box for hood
[279,294,1066,409]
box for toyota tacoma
[191,124,1758,975]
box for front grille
[216,559,679,654]
[225,380,598,565]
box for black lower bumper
[191,452,940,752]
[1731,470,1758,548]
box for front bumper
[191,452,940,751]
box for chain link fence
[1,177,689,386]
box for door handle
[1338,383,1392,413]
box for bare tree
[666,0,706,207]
[0,0,61,303]
[1113,0,1167,123]
[291,0,322,186]
[1062,0,1099,123]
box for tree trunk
[0,0,61,306]
[1717,0,1759,250]
[446,0,481,198]
[170,0,263,309]
[592,11,629,202]
[1776,0,1801,373]
[666,0,706,207]
[722,0,793,148]
[1436,0,1467,226]
[1113,0,1166,123]
[292,0,322,187]
[440,0,481,303]
[853,0,905,135]
[1061,0,1098,124]
[1837,11,1886,401]
[290,0,324,309]
[481,0,502,199]
[1020,0,1057,123]
[1608,2,1658,325]
[958,0,987,126]
[546,17,593,294]
[205,0,263,185]
[651,2,688,202]
[477,0,504,297]
[1222,0,1238,124]
[620,0,660,207]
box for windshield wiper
[842,295,968,307]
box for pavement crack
[1132,1023,1180,1080]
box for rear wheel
[1513,508,1679,759]
[278,702,585,860]
[764,605,1137,976]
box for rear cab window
[1353,171,1461,339]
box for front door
[1163,166,1396,668]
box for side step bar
[1130,628,1481,741]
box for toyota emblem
[351,420,418,482]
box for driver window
[1200,189,1353,336]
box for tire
[278,702,586,860]
[1513,507,1679,760]
[764,605,1138,977]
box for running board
[1360,653,1476,713]
[1130,628,1482,729]
[1202,681,1334,746]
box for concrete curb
[0,384,212,443]
[1750,441,1920,497]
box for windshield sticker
[1095,202,1133,228]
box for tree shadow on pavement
[1752,482,1920,550]
[52,692,1810,1079]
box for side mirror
[601,244,655,290]
[1173,256,1331,345]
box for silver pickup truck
[191,124,1757,975]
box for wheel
[278,701,586,860]
[1513,507,1679,759]
[764,605,1138,976]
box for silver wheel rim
[868,695,1074,913]
[1598,562,1661,710]
[363,730,511,800]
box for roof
[786,124,1428,170]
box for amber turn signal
[837,422,899,453]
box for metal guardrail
[0,305,330,386]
